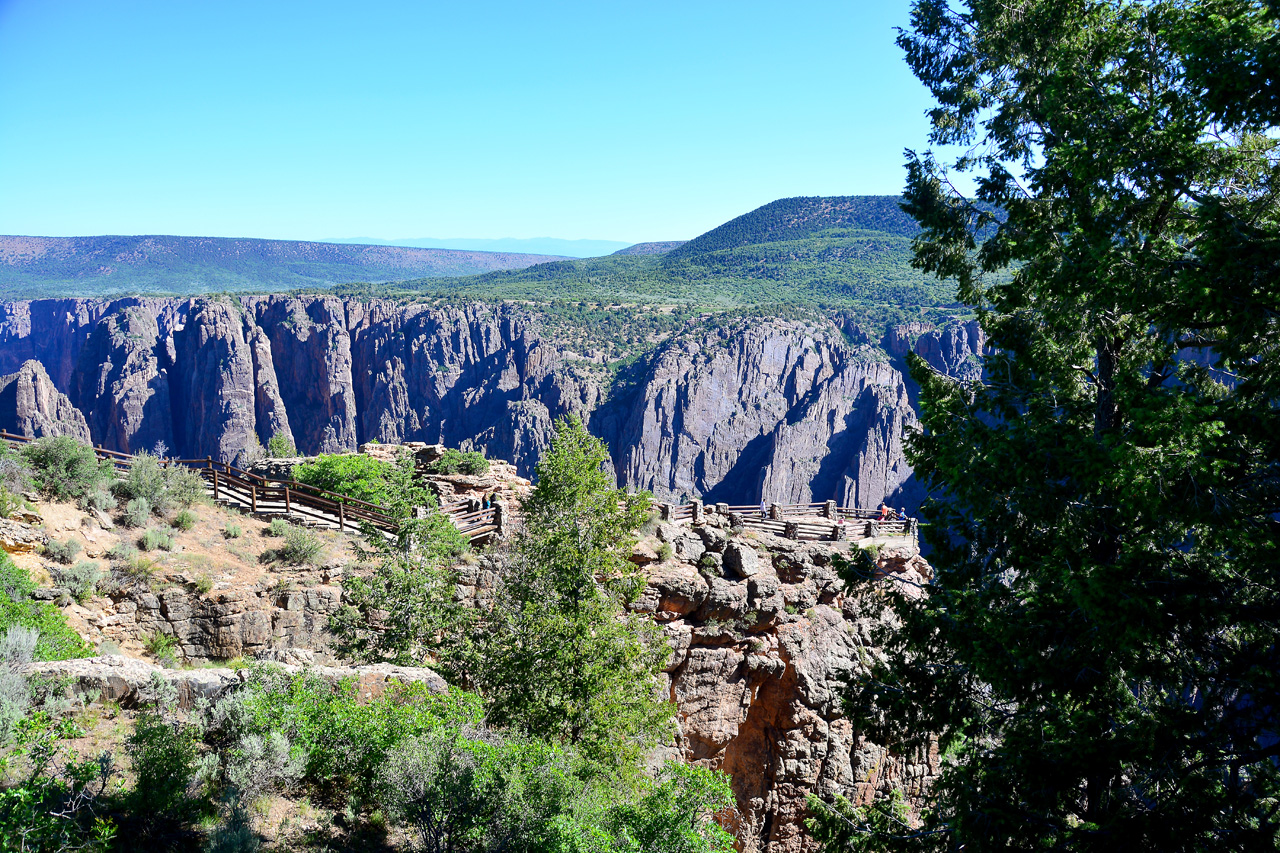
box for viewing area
[0,431,915,547]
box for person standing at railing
[878,502,890,522]
[759,499,768,519]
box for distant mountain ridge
[375,194,948,319]
[612,241,687,256]
[323,236,633,258]
[0,235,565,298]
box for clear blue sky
[0,1,938,243]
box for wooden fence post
[659,503,673,522]
[284,486,290,514]
[338,500,345,532]
[251,484,257,513]
[211,469,219,501]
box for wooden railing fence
[0,430,915,546]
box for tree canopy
[816,1,1280,850]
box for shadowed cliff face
[0,296,984,508]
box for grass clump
[223,522,242,539]
[138,529,175,552]
[42,538,81,565]
[657,541,673,562]
[266,518,289,537]
[263,526,323,567]
[171,509,198,531]
[192,573,214,595]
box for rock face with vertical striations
[592,319,920,508]
[0,296,987,511]
[0,359,91,442]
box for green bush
[426,448,490,476]
[205,667,736,853]
[0,444,33,514]
[0,708,120,850]
[223,522,242,539]
[192,573,214,595]
[53,561,101,603]
[206,666,484,803]
[657,541,674,562]
[138,528,175,552]
[266,431,296,459]
[144,630,178,662]
[126,689,204,835]
[293,453,398,506]
[266,518,289,537]
[43,537,81,565]
[271,526,322,566]
[114,452,206,517]
[171,509,198,531]
[121,496,152,528]
[294,450,438,522]
[20,436,113,504]
[0,551,91,660]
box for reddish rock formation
[633,522,937,853]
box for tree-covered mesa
[812,1,1280,850]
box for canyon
[0,296,982,511]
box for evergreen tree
[818,1,1280,850]
[475,416,672,772]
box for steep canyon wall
[0,296,983,509]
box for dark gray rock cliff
[0,297,985,509]
[0,359,91,442]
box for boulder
[723,542,761,579]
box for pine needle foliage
[820,2,1280,851]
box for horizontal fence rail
[0,430,916,547]
[0,430,501,544]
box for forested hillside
[0,235,564,298]
[344,196,959,326]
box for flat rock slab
[21,655,448,710]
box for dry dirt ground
[25,495,363,660]
[13,496,417,851]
